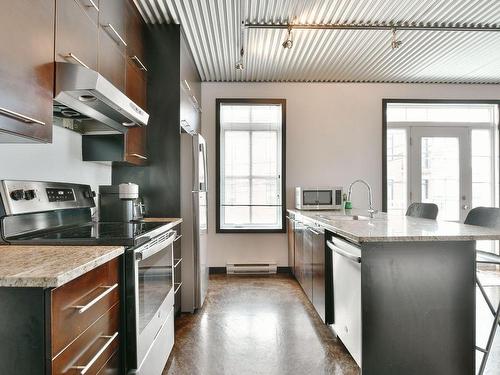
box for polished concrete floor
[163,274,359,375]
[163,273,500,375]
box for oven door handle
[135,230,176,261]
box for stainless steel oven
[295,187,343,210]
[127,229,176,374]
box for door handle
[104,23,127,46]
[71,284,118,313]
[70,331,118,374]
[65,52,90,69]
[327,240,361,263]
[130,55,148,71]
[0,106,45,126]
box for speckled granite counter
[0,245,124,288]
[288,208,500,243]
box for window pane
[224,178,250,205]
[421,137,460,221]
[472,129,493,207]
[387,128,407,216]
[224,131,249,177]
[387,104,495,123]
[251,206,280,224]
[252,131,278,177]
[252,178,279,205]
[224,206,250,225]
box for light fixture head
[391,27,403,50]
[282,39,293,49]
[235,61,245,70]
[282,26,294,49]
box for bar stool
[464,207,500,375]
[405,202,439,220]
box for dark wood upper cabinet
[179,35,201,134]
[126,0,146,65]
[0,0,54,143]
[55,0,99,71]
[99,0,127,52]
[98,30,126,91]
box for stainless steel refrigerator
[180,133,209,312]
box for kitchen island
[287,208,500,375]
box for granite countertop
[0,245,124,288]
[142,217,182,226]
[288,208,500,243]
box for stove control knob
[24,190,36,200]
[10,189,24,201]
[84,190,96,199]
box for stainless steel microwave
[295,187,343,210]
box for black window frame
[216,98,286,233]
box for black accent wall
[112,25,182,217]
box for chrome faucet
[347,179,377,218]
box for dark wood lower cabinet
[0,257,122,375]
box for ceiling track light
[391,27,402,50]
[282,26,293,49]
[235,47,245,70]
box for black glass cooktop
[13,221,168,246]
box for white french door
[410,127,472,222]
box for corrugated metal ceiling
[133,0,500,83]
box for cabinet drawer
[99,30,126,91]
[52,303,120,375]
[97,349,120,375]
[55,0,98,70]
[51,258,120,356]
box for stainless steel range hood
[54,62,149,134]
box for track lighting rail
[244,22,500,32]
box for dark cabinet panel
[99,30,126,91]
[99,0,127,52]
[124,127,147,165]
[55,0,98,70]
[287,216,295,274]
[0,0,54,143]
[126,0,145,64]
[312,228,326,323]
[294,221,304,288]
[303,227,314,301]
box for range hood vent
[54,62,149,134]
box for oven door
[126,230,176,370]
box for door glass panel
[471,129,492,208]
[421,137,460,221]
[138,246,173,333]
[387,128,407,216]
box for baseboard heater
[226,263,277,274]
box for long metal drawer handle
[130,153,148,160]
[307,226,320,235]
[131,55,148,71]
[105,23,127,46]
[71,283,118,314]
[71,331,118,374]
[86,0,99,11]
[0,106,45,126]
[65,52,90,69]
[326,240,361,263]
[174,234,182,242]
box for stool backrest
[405,202,439,220]
[464,207,500,229]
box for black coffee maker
[98,183,145,222]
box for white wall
[0,125,111,195]
[202,82,500,267]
